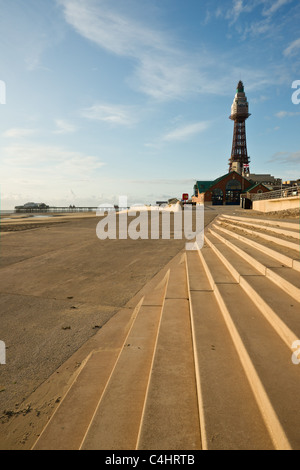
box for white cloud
[57,0,285,101]
[225,0,293,22]
[270,150,300,164]
[163,121,210,142]
[225,0,256,24]
[223,0,294,40]
[0,143,107,208]
[262,0,293,17]
[283,38,300,57]
[57,0,170,58]
[3,128,38,138]
[3,121,77,139]
[252,95,269,104]
[56,0,222,101]
[53,119,77,134]
[215,7,223,18]
[134,55,202,101]
[243,18,272,37]
[57,0,194,100]
[275,110,300,118]
[231,0,244,22]
[81,103,137,126]
[1,143,105,174]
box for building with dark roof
[192,171,270,206]
[248,174,282,190]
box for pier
[14,206,127,214]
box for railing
[251,185,300,201]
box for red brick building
[192,171,270,206]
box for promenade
[0,207,215,449]
[0,206,299,450]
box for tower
[229,81,251,176]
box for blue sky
[1,0,300,209]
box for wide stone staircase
[32,214,300,450]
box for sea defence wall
[253,195,300,213]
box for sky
[1,0,300,209]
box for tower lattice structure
[229,81,251,176]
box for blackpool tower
[229,81,251,176]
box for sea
[0,210,15,216]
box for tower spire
[229,81,251,176]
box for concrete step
[221,215,300,239]
[199,244,300,449]
[214,222,300,273]
[31,213,300,450]
[32,300,144,450]
[80,272,170,450]
[32,275,169,450]
[209,226,300,302]
[215,282,300,450]
[211,224,289,272]
[137,254,201,450]
[186,251,274,450]
[205,232,300,349]
[219,216,299,252]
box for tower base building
[192,171,270,206]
